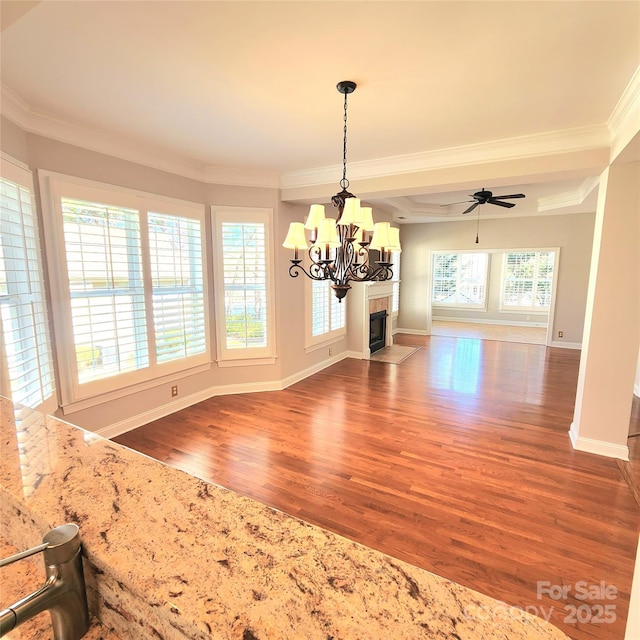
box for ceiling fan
[443,188,526,214]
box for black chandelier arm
[347,261,394,282]
[288,261,335,282]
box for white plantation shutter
[330,286,345,332]
[502,251,555,311]
[432,252,488,308]
[221,222,267,349]
[391,251,401,314]
[212,207,275,363]
[0,160,55,408]
[149,212,206,362]
[62,198,149,383]
[311,280,330,337]
[40,172,209,407]
[309,280,346,345]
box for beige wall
[398,213,595,344]
[1,116,29,163]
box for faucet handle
[0,524,81,568]
[0,542,50,568]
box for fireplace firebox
[369,310,387,354]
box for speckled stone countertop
[0,398,570,639]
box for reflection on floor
[431,319,547,345]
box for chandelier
[283,80,401,302]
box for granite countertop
[0,397,570,639]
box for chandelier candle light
[283,81,401,302]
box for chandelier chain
[340,90,349,190]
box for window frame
[431,251,489,310]
[0,155,56,412]
[390,251,401,316]
[211,206,276,366]
[305,278,347,352]
[39,171,210,412]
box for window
[212,207,275,364]
[432,252,488,308]
[40,172,209,408]
[391,251,401,314]
[0,157,55,409]
[306,279,346,349]
[501,251,555,311]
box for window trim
[391,250,401,317]
[39,170,210,411]
[0,154,56,413]
[431,251,489,310]
[211,206,276,365]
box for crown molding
[608,65,640,162]
[608,65,640,137]
[0,83,280,189]
[537,176,600,211]
[280,125,611,190]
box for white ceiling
[1,1,638,222]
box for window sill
[216,356,277,368]
[499,308,550,314]
[432,304,487,311]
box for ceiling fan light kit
[283,81,400,302]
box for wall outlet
[558,331,564,338]
[329,347,333,356]
[171,385,178,397]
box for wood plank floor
[431,319,548,345]
[114,334,639,640]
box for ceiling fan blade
[488,199,515,208]
[462,202,480,215]
[493,194,525,199]
[440,200,473,207]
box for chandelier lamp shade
[282,81,401,301]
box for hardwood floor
[114,335,639,640]
[431,319,548,345]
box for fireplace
[369,310,388,354]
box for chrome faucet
[0,524,90,639]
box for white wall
[398,213,595,344]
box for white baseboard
[549,340,582,349]
[98,379,282,439]
[100,352,354,438]
[395,327,429,335]
[568,422,629,460]
[280,351,351,389]
[433,316,547,328]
